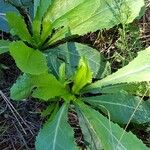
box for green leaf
[0,0,18,32]
[10,72,68,101]
[77,102,148,150]
[72,58,92,94]
[59,63,66,84]
[47,42,108,79]
[34,0,41,16]
[0,0,33,32]
[36,103,78,150]
[84,47,150,93]
[31,73,70,101]
[32,0,52,43]
[41,103,57,117]
[6,13,32,43]
[0,40,10,54]
[83,92,150,124]
[99,82,150,97]
[40,20,52,46]
[46,102,60,123]
[10,74,34,100]
[76,108,102,150]
[9,41,48,75]
[45,0,145,44]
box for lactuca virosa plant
[0,0,150,149]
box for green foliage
[77,102,149,150]
[84,47,150,93]
[114,23,143,66]
[41,103,57,117]
[0,0,33,32]
[47,42,108,79]
[10,74,34,100]
[98,82,150,97]
[58,63,66,84]
[77,108,103,150]
[72,58,92,94]
[33,0,52,45]
[44,0,145,45]
[0,0,149,149]
[36,104,78,150]
[83,92,150,124]
[0,40,10,54]
[31,73,71,101]
[11,72,71,101]
[6,13,32,43]
[9,41,48,75]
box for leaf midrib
[100,65,150,86]
[82,108,127,150]
[49,2,119,44]
[85,99,144,112]
[52,105,66,150]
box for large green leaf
[77,102,148,150]
[30,73,70,101]
[6,12,32,43]
[47,42,109,79]
[36,104,78,150]
[84,47,150,93]
[9,41,48,75]
[0,40,10,54]
[83,92,150,124]
[99,82,150,96]
[10,72,69,101]
[10,74,34,100]
[76,108,103,150]
[44,0,145,45]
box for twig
[116,88,149,149]
[0,90,34,135]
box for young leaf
[47,42,108,79]
[84,47,150,93]
[76,102,148,150]
[32,0,52,43]
[30,73,70,101]
[72,58,92,94]
[36,103,78,150]
[46,102,59,123]
[45,0,145,44]
[9,41,48,75]
[83,92,150,124]
[6,13,32,43]
[40,20,52,46]
[41,103,56,117]
[10,74,34,100]
[59,63,66,84]
[0,40,10,54]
